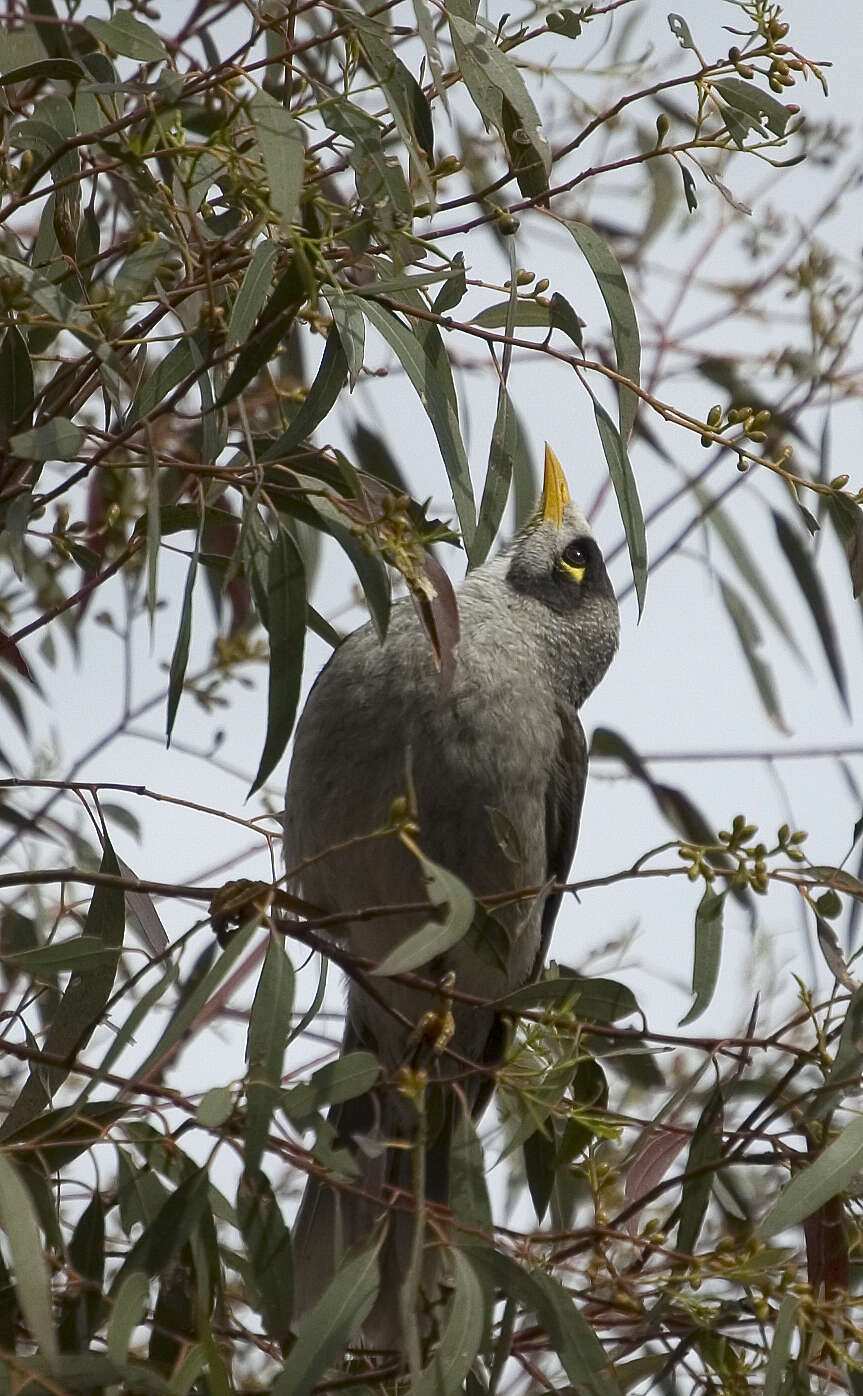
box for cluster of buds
[678,815,807,895]
[700,402,773,449]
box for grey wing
[530,707,588,980]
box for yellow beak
[540,443,571,527]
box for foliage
[1,0,863,1391]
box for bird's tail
[291,1082,456,1349]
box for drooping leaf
[593,401,647,614]
[228,240,279,347]
[245,934,295,1171]
[270,1232,383,1396]
[562,218,641,443]
[760,1114,863,1238]
[372,848,475,976]
[449,1108,493,1229]
[774,511,849,713]
[237,1168,294,1348]
[356,296,476,557]
[258,329,348,463]
[0,325,34,445]
[764,1292,798,1396]
[679,888,725,1025]
[720,580,788,731]
[0,1152,58,1362]
[166,530,200,745]
[249,91,305,231]
[9,418,84,461]
[0,838,125,1138]
[412,1249,485,1396]
[249,526,306,794]
[678,1087,724,1256]
[84,11,167,60]
[282,1052,380,1122]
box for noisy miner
[283,444,620,1343]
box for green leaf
[471,1249,623,1396]
[9,418,83,461]
[450,1109,493,1229]
[679,888,725,1026]
[351,11,435,195]
[228,240,279,347]
[524,1126,556,1223]
[249,526,306,794]
[826,493,863,600]
[196,1086,234,1129]
[249,91,305,231]
[593,401,647,615]
[217,257,306,406]
[317,90,413,226]
[562,219,641,443]
[678,1088,724,1255]
[760,1113,863,1238]
[695,486,804,661]
[372,849,475,977]
[764,1292,798,1396]
[259,329,348,463]
[0,325,34,446]
[412,1250,484,1396]
[774,511,848,714]
[449,11,550,184]
[127,330,212,426]
[113,1169,210,1288]
[282,1051,380,1122]
[131,919,260,1082]
[809,984,863,1122]
[0,58,84,85]
[497,971,638,1022]
[245,935,295,1171]
[324,291,366,385]
[237,1168,294,1347]
[713,77,792,139]
[720,580,788,731]
[0,935,120,976]
[355,296,476,557]
[0,838,125,1139]
[270,1233,382,1396]
[166,530,200,744]
[83,12,166,62]
[0,1152,58,1363]
[474,379,517,567]
[547,10,583,39]
[668,13,697,50]
[107,1271,148,1364]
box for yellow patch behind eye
[560,559,586,583]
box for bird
[283,444,619,1343]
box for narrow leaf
[0,838,125,1138]
[237,1168,294,1347]
[372,849,474,976]
[249,526,306,794]
[413,1250,484,1396]
[764,1292,798,1396]
[10,419,83,461]
[593,402,647,614]
[774,511,848,713]
[0,1152,58,1363]
[166,532,200,744]
[259,329,347,463]
[720,580,788,731]
[249,91,305,231]
[678,1087,724,1255]
[563,219,641,443]
[83,12,166,61]
[228,241,279,347]
[245,934,295,1171]
[355,296,476,558]
[679,888,725,1025]
[760,1114,863,1238]
[270,1233,382,1396]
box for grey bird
[283,445,619,1342]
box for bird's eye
[560,540,587,582]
